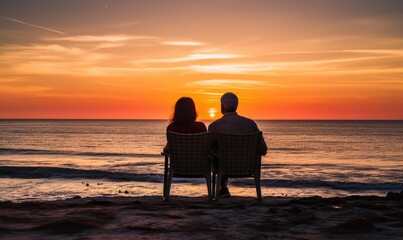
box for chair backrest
[217,132,262,176]
[167,131,211,175]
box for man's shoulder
[237,114,258,125]
[207,118,222,131]
[208,113,258,132]
[237,114,254,121]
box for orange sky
[0,0,402,119]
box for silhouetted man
[208,92,268,198]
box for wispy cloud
[3,16,66,34]
[265,49,403,57]
[105,20,142,28]
[190,79,263,86]
[188,79,271,89]
[94,42,126,49]
[140,53,243,63]
[0,78,52,94]
[198,91,223,96]
[162,41,206,46]
[189,64,274,74]
[0,43,109,76]
[0,44,83,53]
[353,17,395,27]
[345,49,403,55]
[188,54,399,74]
[84,66,187,76]
[47,35,156,42]
[300,67,403,76]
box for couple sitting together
[163,92,268,198]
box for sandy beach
[1,192,402,239]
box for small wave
[231,179,403,191]
[260,163,402,172]
[0,166,162,182]
[269,148,305,151]
[1,166,402,191]
[0,148,160,158]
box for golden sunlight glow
[208,108,217,118]
[162,41,206,46]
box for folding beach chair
[213,132,263,201]
[162,131,212,201]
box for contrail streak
[3,16,66,35]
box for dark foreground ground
[0,192,402,239]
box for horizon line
[0,118,401,121]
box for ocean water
[0,120,402,202]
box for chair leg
[163,175,167,200]
[212,172,216,199]
[205,173,212,201]
[163,156,169,200]
[254,173,262,202]
[215,173,222,201]
[165,168,174,201]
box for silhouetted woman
[163,97,207,152]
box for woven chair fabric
[167,131,211,175]
[217,132,261,175]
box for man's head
[221,92,238,113]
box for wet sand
[1,192,402,239]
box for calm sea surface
[0,120,402,202]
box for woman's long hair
[170,97,197,124]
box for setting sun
[208,108,217,118]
